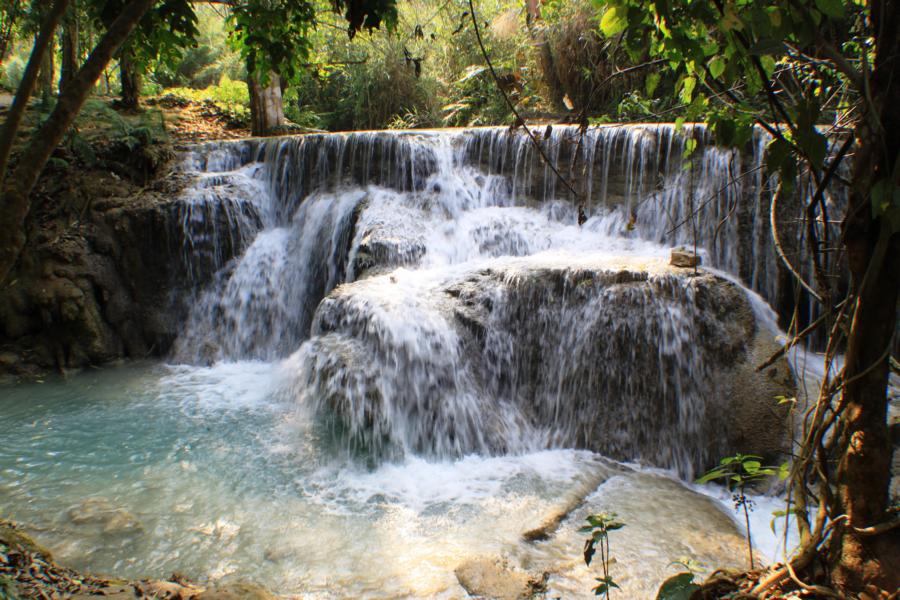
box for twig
[756,311,828,372]
[465,0,580,203]
[769,182,823,302]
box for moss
[0,519,53,561]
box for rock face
[0,156,261,375]
[289,257,794,476]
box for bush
[163,75,251,126]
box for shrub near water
[163,75,251,126]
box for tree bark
[59,10,79,91]
[0,0,156,284]
[0,0,69,186]
[523,4,566,113]
[118,48,142,109]
[830,0,900,592]
[38,35,56,106]
[248,71,285,136]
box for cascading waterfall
[2,124,819,599]
[168,124,806,475]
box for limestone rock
[455,558,541,600]
[670,248,701,268]
[195,581,277,600]
[302,257,794,475]
[66,498,143,536]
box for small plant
[697,454,787,569]
[655,559,703,600]
[580,512,625,597]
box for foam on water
[0,364,751,598]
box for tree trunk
[38,35,56,106]
[0,0,156,284]
[118,48,141,109]
[248,71,285,136]
[0,0,69,184]
[59,11,79,91]
[523,6,566,113]
[830,0,900,593]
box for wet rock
[349,228,426,280]
[195,581,277,600]
[303,258,794,475]
[0,352,19,367]
[670,248,701,268]
[456,558,541,600]
[66,498,143,536]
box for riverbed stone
[670,248,702,268]
[455,558,541,600]
[195,581,278,600]
[66,498,143,536]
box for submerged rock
[291,256,794,476]
[456,557,544,600]
[66,498,143,537]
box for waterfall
[283,259,760,476]
[165,125,809,473]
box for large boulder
[289,255,794,476]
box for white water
[0,362,752,598]
[1,125,822,598]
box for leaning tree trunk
[248,71,286,136]
[830,0,900,593]
[38,37,55,106]
[0,0,156,285]
[0,0,69,186]
[59,11,79,91]
[118,48,141,109]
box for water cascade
[170,125,796,476]
[0,125,812,598]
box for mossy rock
[0,519,53,561]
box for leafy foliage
[697,454,786,569]
[580,512,624,597]
[655,572,700,600]
[230,0,317,83]
[94,0,200,72]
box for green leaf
[656,572,701,600]
[778,462,790,480]
[770,507,800,533]
[682,138,698,159]
[600,6,629,37]
[765,137,792,175]
[815,0,845,19]
[696,466,727,484]
[583,538,596,566]
[646,72,661,96]
[680,76,697,104]
[708,56,726,79]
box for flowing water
[0,125,818,598]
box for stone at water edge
[455,557,546,600]
[670,248,702,268]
